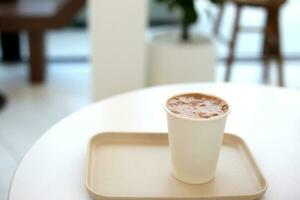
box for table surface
[9,83,300,200]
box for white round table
[9,83,300,200]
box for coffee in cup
[164,93,230,184]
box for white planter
[147,31,216,86]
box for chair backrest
[50,0,86,28]
[0,0,85,30]
[229,0,287,7]
[267,0,287,6]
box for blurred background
[0,0,299,199]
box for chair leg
[0,32,21,62]
[262,38,271,84]
[276,51,284,87]
[214,3,225,36]
[272,8,284,87]
[0,92,6,111]
[225,5,241,82]
[28,31,45,83]
[262,12,271,84]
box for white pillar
[89,0,147,101]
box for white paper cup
[164,93,230,184]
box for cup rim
[164,92,231,122]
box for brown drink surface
[167,93,229,119]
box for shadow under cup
[164,93,231,184]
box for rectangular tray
[86,132,267,200]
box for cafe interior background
[0,0,299,199]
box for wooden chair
[214,0,287,86]
[0,0,85,83]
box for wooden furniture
[8,83,300,200]
[0,0,85,83]
[0,32,21,62]
[0,93,6,111]
[214,0,287,86]
[0,0,21,63]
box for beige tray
[86,132,267,200]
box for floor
[0,1,300,199]
[0,62,90,200]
